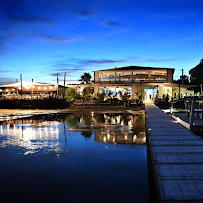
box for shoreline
[0,105,145,116]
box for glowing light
[103,136,107,142]
[107,133,110,139]
[124,135,128,141]
[0,89,2,92]
[50,86,52,89]
[133,134,137,142]
[13,88,15,91]
[44,87,47,90]
[6,89,9,92]
[38,87,41,89]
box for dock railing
[171,97,203,131]
[185,97,203,131]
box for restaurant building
[68,65,194,100]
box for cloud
[0,0,51,24]
[41,34,90,44]
[182,36,203,40]
[50,73,64,77]
[0,78,16,85]
[73,7,94,17]
[99,18,126,27]
[80,59,127,64]
[51,57,137,70]
[0,69,11,73]
[41,34,75,44]
[147,58,180,62]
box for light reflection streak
[0,121,61,155]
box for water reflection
[0,118,61,155]
[0,112,146,155]
[66,113,146,144]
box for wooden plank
[145,102,203,202]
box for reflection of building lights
[113,137,116,142]
[0,125,2,134]
[107,133,110,139]
[14,125,16,136]
[7,124,9,133]
[133,134,137,142]
[124,135,128,141]
[91,111,94,117]
[103,136,107,142]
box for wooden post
[31,79,33,99]
[190,97,195,131]
[64,73,66,97]
[170,97,173,115]
[20,74,22,98]
[182,69,184,85]
[179,82,180,99]
[57,73,59,98]
[16,79,18,96]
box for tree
[97,92,106,101]
[82,87,94,99]
[65,87,80,101]
[79,72,91,84]
[173,75,190,85]
[189,59,203,85]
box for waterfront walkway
[145,101,203,203]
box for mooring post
[170,97,173,115]
[190,97,195,131]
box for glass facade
[98,70,167,83]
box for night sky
[0,0,203,85]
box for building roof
[0,81,55,88]
[93,65,175,72]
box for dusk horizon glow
[0,0,203,85]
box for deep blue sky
[0,0,203,85]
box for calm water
[0,113,150,203]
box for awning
[148,83,198,88]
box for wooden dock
[172,112,203,131]
[145,102,203,203]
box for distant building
[68,65,195,100]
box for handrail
[170,96,203,131]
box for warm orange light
[50,86,52,89]
[44,87,47,90]
[38,87,41,89]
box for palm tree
[79,72,91,84]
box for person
[165,94,169,102]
